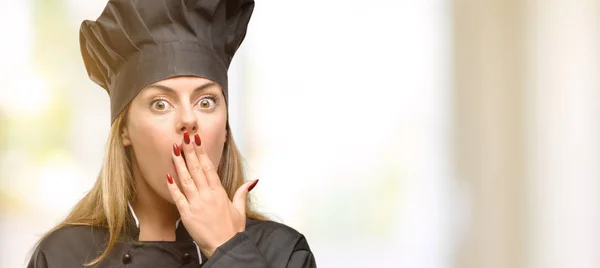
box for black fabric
[27,219,317,268]
[79,0,254,123]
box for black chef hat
[79,0,255,123]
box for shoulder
[37,225,107,251]
[29,225,107,267]
[245,219,310,250]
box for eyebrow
[144,81,217,95]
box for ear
[122,126,132,147]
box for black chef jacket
[27,210,316,268]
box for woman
[27,0,316,267]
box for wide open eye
[196,96,217,110]
[150,98,172,111]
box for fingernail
[248,179,259,192]
[173,143,181,156]
[184,132,190,144]
[166,173,174,184]
[194,134,201,146]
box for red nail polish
[248,179,259,192]
[173,143,181,156]
[194,134,201,146]
[184,132,190,144]
[166,173,174,184]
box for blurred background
[0,0,598,267]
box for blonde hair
[34,105,266,266]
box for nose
[176,106,198,134]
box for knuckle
[190,165,202,174]
[189,203,203,213]
[181,176,195,186]
[200,191,213,200]
[175,195,187,205]
[202,164,215,173]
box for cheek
[130,123,168,159]
[200,119,227,167]
[129,122,174,199]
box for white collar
[127,202,202,264]
[127,202,182,229]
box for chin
[155,186,176,204]
[143,177,177,205]
[163,193,176,205]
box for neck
[131,156,180,241]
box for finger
[173,142,199,201]
[233,179,259,215]
[182,131,209,190]
[166,172,190,215]
[193,133,221,189]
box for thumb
[233,179,259,214]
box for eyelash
[149,95,220,110]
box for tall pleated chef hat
[79,0,255,123]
